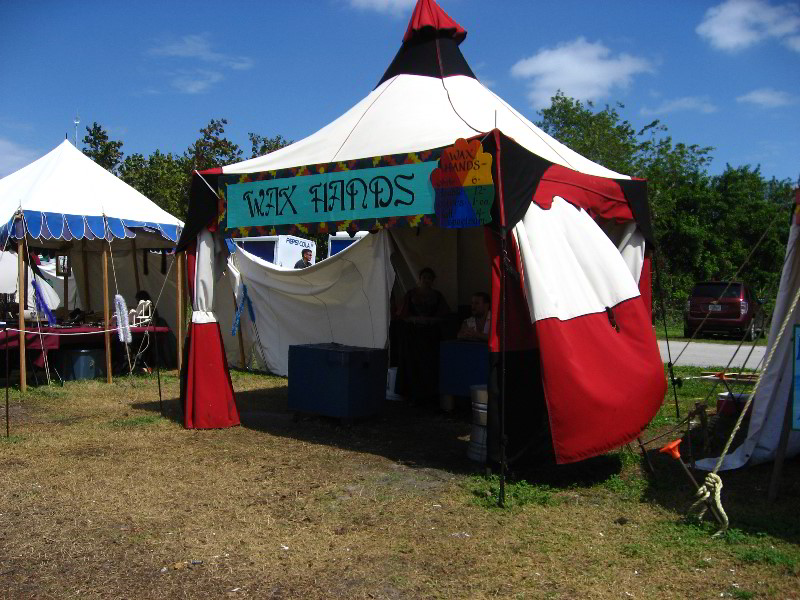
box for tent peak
[403,0,466,45]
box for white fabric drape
[192,228,225,324]
[697,222,800,471]
[0,250,60,310]
[69,246,179,335]
[513,197,641,323]
[225,231,394,376]
[600,220,645,285]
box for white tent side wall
[70,247,180,342]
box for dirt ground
[1,369,798,599]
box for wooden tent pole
[131,238,141,293]
[176,252,183,371]
[82,240,91,312]
[63,253,70,315]
[17,239,26,393]
[102,246,112,384]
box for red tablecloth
[0,325,170,369]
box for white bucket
[470,384,488,426]
[470,384,488,406]
[468,424,487,463]
[386,367,403,401]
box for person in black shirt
[294,249,313,269]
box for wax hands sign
[430,138,494,228]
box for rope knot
[689,472,728,534]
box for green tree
[185,118,242,172]
[248,133,291,158]
[119,151,190,219]
[82,122,124,173]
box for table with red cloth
[0,325,170,369]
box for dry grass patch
[0,368,798,599]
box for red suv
[684,282,764,340]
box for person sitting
[457,292,491,342]
[397,267,450,320]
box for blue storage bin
[438,340,489,397]
[58,349,107,381]
[288,343,388,419]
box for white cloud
[736,87,797,107]
[640,96,718,116]
[510,37,654,109]
[348,0,416,15]
[0,138,39,178]
[149,34,254,70]
[147,34,252,94]
[696,0,800,52]
[170,70,224,94]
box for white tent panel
[222,75,627,180]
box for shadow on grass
[134,381,627,487]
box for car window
[691,283,742,298]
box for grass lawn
[1,368,798,599]
[653,322,768,346]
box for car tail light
[740,300,748,316]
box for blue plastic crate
[288,343,388,419]
[58,348,107,381]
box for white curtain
[225,231,394,376]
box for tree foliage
[248,133,291,159]
[185,118,243,172]
[81,122,124,173]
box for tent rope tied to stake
[688,472,728,534]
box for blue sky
[1,0,798,183]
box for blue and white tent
[0,139,182,249]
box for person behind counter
[457,292,491,342]
[294,249,313,269]
[397,267,450,319]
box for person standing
[294,249,313,269]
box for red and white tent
[177,0,666,464]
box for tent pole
[499,232,507,508]
[5,296,10,437]
[63,253,70,315]
[131,238,141,293]
[102,245,112,384]
[17,238,26,393]
[81,240,91,312]
[176,252,183,372]
[767,388,794,502]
